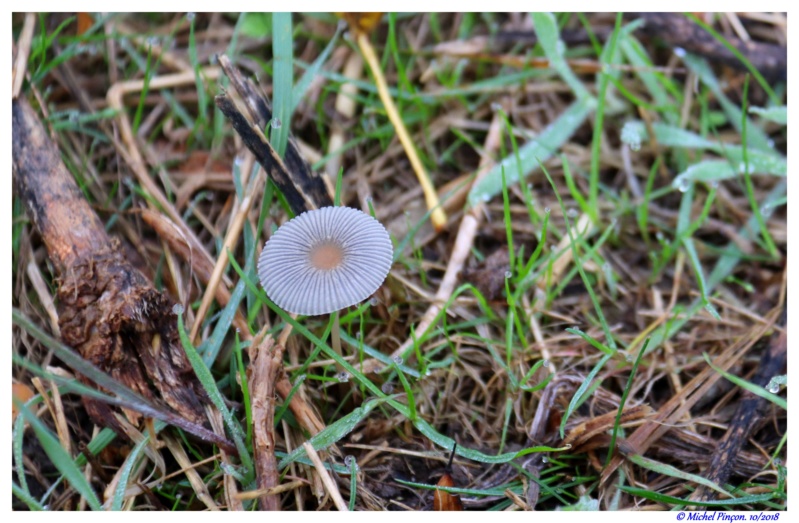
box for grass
[11,12,787,511]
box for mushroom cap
[258,206,393,316]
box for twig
[247,336,284,511]
[302,442,349,511]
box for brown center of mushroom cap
[309,242,344,271]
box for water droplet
[369,297,379,306]
[392,356,403,365]
[68,111,80,123]
[676,178,691,193]
[186,12,196,22]
[655,231,664,242]
[490,102,503,112]
[711,180,720,189]
[542,360,550,368]
[270,117,282,129]
[344,455,359,471]
[481,193,491,202]
[365,196,373,204]
[674,47,686,58]
[566,208,578,218]
[761,202,772,215]
[233,155,244,167]
[172,303,184,315]
[336,372,350,383]
[766,376,783,394]
[147,36,160,47]
[355,331,362,340]
[527,183,533,191]
[620,122,642,152]
[381,382,394,393]
[424,369,432,377]
[544,207,551,214]
[504,270,513,279]
[541,456,549,464]
[235,328,240,333]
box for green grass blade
[292,28,340,113]
[531,12,591,100]
[703,353,786,410]
[12,482,45,511]
[685,13,779,104]
[621,486,774,507]
[749,105,786,125]
[270,12,293,157]
[627,453,730,497]
[607,338,650,465]
[682,54,773,152]
[278,398,385,469]
[468,98,593,207]
[558,353,613,438]
[176,312,252,472]
[414,418,566,464]
[111,437,149,510]
[739,76,779,259]
[588,12,623,222]
[15,400,102,510]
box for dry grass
[12,12,786,511]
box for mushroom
[257,206,393,316]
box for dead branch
[12,96,217,445]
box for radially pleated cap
[257,206,393,316]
